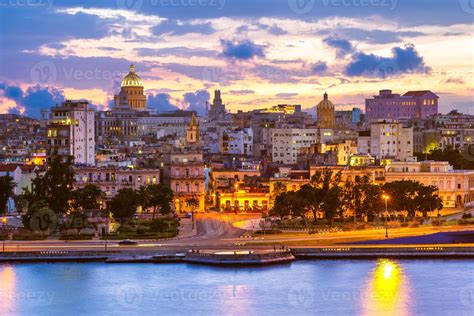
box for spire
[190,112,198,126]
[129,64,135,73]
[324,92,328,101]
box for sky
[0,0,473,118]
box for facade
[114,64,147,111]
[365,90,438,122]
[358,120,413,161]
[386,161,474,208]
[161,150,206,213]
[271,128,318,164]
[316,92,335,129]
[73,166,160,198]
[335,108,362,130]
[47,100,95,165]
[137,110,195,138]
[95,104,138,145]
[220,128,253,156]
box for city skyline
[0,0,473,118]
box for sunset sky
[0,0,473,117]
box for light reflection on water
[0,260,472,315]
[0,266,16,313]
[362,259,411,316]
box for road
[1,214,473,252]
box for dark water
[0,260,473,315]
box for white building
[358,120,413,161]
[221,128,253,156]
[386,161,474,208]
[271,128,318,164]
[47,100,95,166]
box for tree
[353,175,383,220]
[416,185,443,217]
[26,156,75,215]
[270,191,305,218]
[72,184,104,211]
[186,196,200,213]
[138,184,174,219]
[298,169,342,222]
[0,176,15,214]
[383,180,443,217]
[108,188,140,221]
[416,147,474,170]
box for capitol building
[114,64,147,111]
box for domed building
[316,92,335,129]
[114,64,147,111]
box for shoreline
[1,245,473,265]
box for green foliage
[72,184,104,210]
[383,180,443,217]
[149,218,179,232]
[138,184,174,219]
[108,188,140,220]
[0,175,15,214]
[416,147,474,170]
[24,156,75,214]
[21,200,49,230]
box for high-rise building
[47,100,95,165]
[208,90,226,120]
[316,92,335,129]
[365,90,438,122]
[114,64,147,111]
[358,120,413,161]
[271,128,319,164]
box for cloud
[220,39,265,60]
[267,25,287,35]
[323,37,354,58]
[276,93,298,98]
[319,29,424,45]
[345,44,430,78]
[230,89,255,95]
[182,90,210,116]
[444,77,465,84]
[152,20,216,36]
[311,61,328,75]
[147,93,179,112]
[0,82,65,118]
[136,47,217,58]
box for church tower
[186,113,200,145]
[316,92,335,129]
[208,90,226,120]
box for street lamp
[2,216,7,252]
[382,194,389,238]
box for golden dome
[317,92,334,109]
[121,64,144,87]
